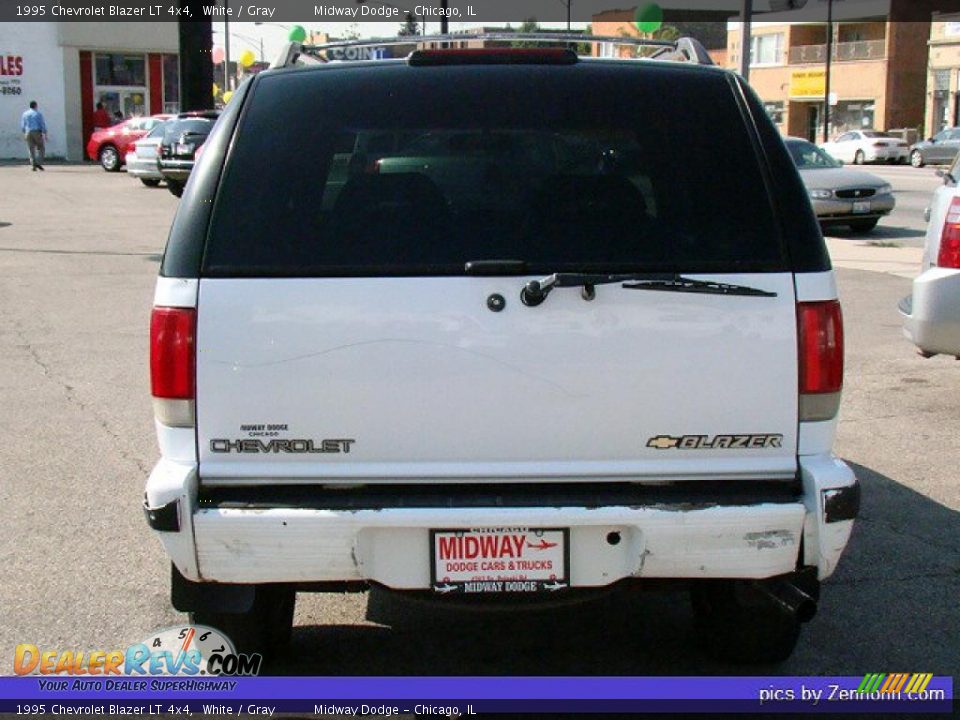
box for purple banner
[0,676,953,714]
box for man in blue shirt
[20,100,47,171]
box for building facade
[927,13,960,135]
[726,3,930,142]
[0,22,178,161]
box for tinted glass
[205,64,784,276]
[786,141,842,169]
[163,119,214,142]
[146,121,168,139]
[862,131,893,138]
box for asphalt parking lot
[0,161,957,680]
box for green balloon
[634,3,663,34]
[288,25,307,42]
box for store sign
[790,69,826,98]
[0,52,24,98]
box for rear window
[164,119,213,141]
[204,64,784,276]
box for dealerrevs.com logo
[14,625,261,677]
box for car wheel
[166,179,184,197]
[854,150,865,165]
[911,150,924,168]
[189,585,295,658]
[691,580,803,664]
[98,145,121,172]
[849,219,879,234]
[140,178,161,187]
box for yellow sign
[790,69,826,98]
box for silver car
[909,126,960,168]
[124,120,168,187]
[786,137,894,234]
[899,154,960,358]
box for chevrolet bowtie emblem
[647,435,680,449]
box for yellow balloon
[222,91,234,104]
[212,82,220,97]
[239,49,255,68]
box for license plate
[431,527,569,594]
[852,201,871,214]
[175,143,194,155]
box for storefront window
[830,101,875,134]
[163,54,180,113]
[95,53,146,86]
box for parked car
[86,114,171,172]
[146,38,857,664]
[786,137,894,233]
[819,130,909,165]
[125,121,169,187]
[909,127,960,168]
[157,111,220,197]
[899,154,960,358]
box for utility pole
[177,2,214,111]
[739,0,753,82]
[223,0,232,90]
[440,0,448,35]
[823,0,834,143]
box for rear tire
[691,580,802,664]
[911,150,924,168]
[99,145,121,172]
[849,218,879,233]
[140,178,161,187]
[166,179,184,197]
[189,585,295,658]
[853,150,865,165]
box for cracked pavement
[0,164,957,679]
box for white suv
[900,153,960,358]
[144,37,859,664]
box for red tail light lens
[150,307,196,399]
[936,197,960,269]
[798,301,844,395]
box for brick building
[927,12,960,135]
[590,4,734,64]
[726,0,935,142]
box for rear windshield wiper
[521,272,776,306]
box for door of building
[806,104,820,142]
[96,87,147,122]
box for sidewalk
[826,237,923,280]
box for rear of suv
[145,38,858,664]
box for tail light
[798,300,843,421]
[150,307,196,427]
[936,197,960,269]
[872,142,886,148]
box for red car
[86,114,172,172]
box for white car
[144,37,858,665]
[819,130,909,165]
[899,154,960,358]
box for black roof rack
[269,33,716,70]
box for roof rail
[269,33,716,70]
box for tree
[398,13,419,37]
[512,18,540,48]
[619,24,681,58]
